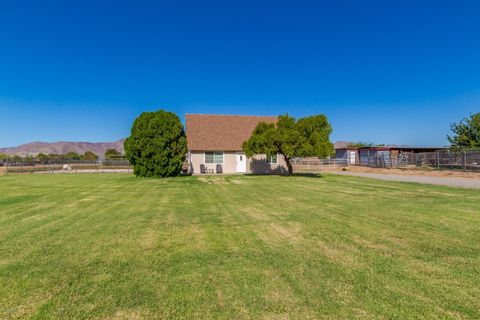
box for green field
[1,174,479,319]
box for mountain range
[0,139,125,157]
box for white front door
[236,152,247,173]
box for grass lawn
[0,173,479,319]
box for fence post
[464,151,467,171]
[436,151,439,169]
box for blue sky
[0,0,479,147]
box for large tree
[64,152,81,160]
[124,110,187,177]
[37,153,49,163]
[243,114,334,175]
[104,148,121,159]
[448,112,480,150]
[84,151,99,161]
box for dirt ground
[334,171,480,188]
[320,165,480,179]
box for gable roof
[186,114,278,151]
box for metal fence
[292,157,348,171]
[290,149,480,172]
[348,149,480,171]
[0,159,132,174]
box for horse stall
[335,148,359,165]
[358,146,449,168]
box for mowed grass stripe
[0,173,479,319]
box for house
[185,114,288,174]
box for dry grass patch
[315,240,359,266]
[352,236,392,252]
[240,206,271,222]
[256,222,305,247]
[162,224,207,252]
[198,176,229,184]
[139,229,158,251]
[230,179,246,185]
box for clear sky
[0,0,479,147]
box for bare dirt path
[332,171,480,189]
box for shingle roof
[186,114,278,151]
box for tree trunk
[285,156,293,176]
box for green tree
[124,110,187,177]
[37,153,49,162]
[104,148,121,159]
[243,114,334,175]
[347,141,373,148]
[48,153,62,160]
[448,112,480,150]
[84,151,99,161]
[64,152,81,160]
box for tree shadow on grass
[244,172,324,179]
[292,173,324,178]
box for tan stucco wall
[189,151,287,174]
[190,151,237,174]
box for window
[205,152,224,164]
[266,154,278,164]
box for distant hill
[0,139,125,158]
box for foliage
[448,112,480,150]
[11,155,22,162]
[64,152,81,160]
[243,114,334,175]
[83,151,99,161]
[37,153,49,162]
[104,148,121,159]
[124,110,187,177]
[347,141,373,148]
